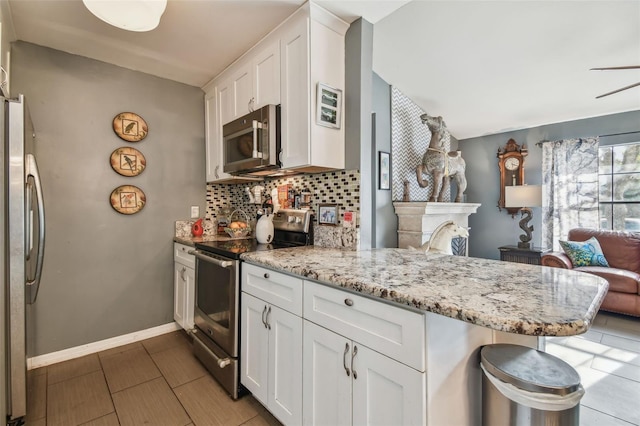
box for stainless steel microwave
[222,104,280,175]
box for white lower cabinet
[241,292,302,425]
[241,265,426,425]
[303,320,426,426]
[173,243,195,330]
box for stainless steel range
[190,209,312,399]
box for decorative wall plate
[112,112,148,142]
[110,147,146,177]
[110,185,146,215]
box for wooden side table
[498,245,551,265]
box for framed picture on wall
[318,204,338,225]
[316,83,342,129]
[379,151,391,190]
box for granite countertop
[173,235,253,247]
[240,247,609,337]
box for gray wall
[12,42,205,356]
[372,72,396,248]
[345,18,374,249]
[458,110,640,260]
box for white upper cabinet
[230,61,253,120]
[202,3,348,181]
[204,85,232,182]
[279,4,348,172]
[253,40,281,111]
[223,40,281,125]
[204,81,262,183]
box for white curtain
[541,137,599,251]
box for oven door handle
[193,331,232,369]
[189,250,234,268]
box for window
[598,143,640,231]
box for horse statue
[409,220,469,255]
[416,113,467,202]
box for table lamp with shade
[505,185,542,249]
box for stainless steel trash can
[480,344,584,426]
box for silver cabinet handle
[215,165,219,179]
[266,306,272,330]
[343,342,351,377]
[344,299,354,306]
[180,266,186,281]
[263,273,270,279]
[261,305,268,329]
[352,345,358,380]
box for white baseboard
[27,322,182,370]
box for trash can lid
[480,344,581,396]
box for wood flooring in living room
[26,311,639,426]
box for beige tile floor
[26,330,281,426]
[27,312,639,426]
[546,311,640,426]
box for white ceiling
[374,1,640,139]
[5,0,640,139]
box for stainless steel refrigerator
[2,94,45,423]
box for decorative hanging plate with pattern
[110,147,146,177]
[112,112,148,142]
[110,185,146,215]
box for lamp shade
[505,185,542,208]
[82,0,167,32]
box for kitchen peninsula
[240,247,608,425]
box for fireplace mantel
[393,202,481,254]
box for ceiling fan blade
[596,81,640,99]
[591,66,640,70]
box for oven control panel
[272,209,311,233]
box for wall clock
[497,138,527,216]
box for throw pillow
[559,237,610,267]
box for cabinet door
[218,77,234,127]
[268,306,302,425]
[173,262,187,329]
[231,62,253,119]
[303,321,351,426]
[240,293,269,405]
[351,345,426,426]
[183,266,195,330]
[204,90,218,183]
[205,86,233,182]
[253,40,280,110]
[279,11,310,169]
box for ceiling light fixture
[82,0,167,32]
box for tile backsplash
[206,169,360,224]
[205,170,360,249]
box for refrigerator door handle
[26,153,45,304]
[25,181,32,261]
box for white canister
[255,213,274,244]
